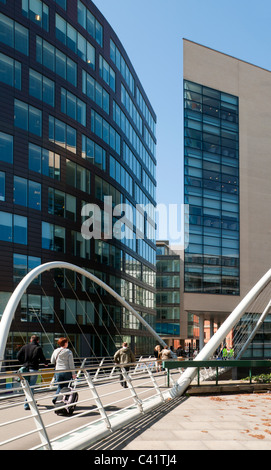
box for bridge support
[0,261,168,366]
[167,268,271,399]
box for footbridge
[1,262,271,450]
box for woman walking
[51,337,76,404]
[154,345,162,372]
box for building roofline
[89,0,156,120]
[183,38,271,75]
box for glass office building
[0,0,157,357]
[183,39,271,357]
[156,241,181,338]
[184,80,240,296]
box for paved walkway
[89,390,271,450]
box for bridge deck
[113,390,271,451]
[0,366,171,450]
[2,359,271,450]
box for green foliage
[242,373,271,383]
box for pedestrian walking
[51,337,76,404]
[193,348,199,358]
[17,334,48,410]
[114,342,136,388]
[228,347,234,358]
[176,345,183,357]
[154,345,162,372]
[160,345,172,361]
[222,346,228,360]
[160,345,172,371]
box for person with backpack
[51,337,76,404]
[17,334,48,410]
[114,342,136,388]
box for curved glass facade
[0,0,157,357]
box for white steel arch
[167,268,271,399]
[0,261,168,364]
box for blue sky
[93,0,271,228]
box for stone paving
[90,390,271,450]
[123,392,271,450]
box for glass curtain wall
[184,80,239,295]
[156,245,181,336]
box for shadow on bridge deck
[87,381,271,451]
[87,395,186,450]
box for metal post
[145,362,165,403]
[94,357,105,381]
[167,369,170,388]
[109,364,117,378]
[122,367,143,414]
[83,369,112,431]
[21,378,52,450]
[132,356,143,375]
[199,316,205,351]
[76,358,87,382]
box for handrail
[0,355,152,369]
[163,359,271,386]
[0,358,180,450]
[0,354,154,383]
[166,268,271,399]
[0,262,168,366]
[163,359,271,369]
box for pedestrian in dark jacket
[17,335,48,410]
[114,342,136,388]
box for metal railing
[163,359,271,386]
[4,356,270,450]
[0,357,181,450]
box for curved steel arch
[166,268,271,398]
[0,261,167,363]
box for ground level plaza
[89,390,271,451]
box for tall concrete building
[183,39,271,356]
